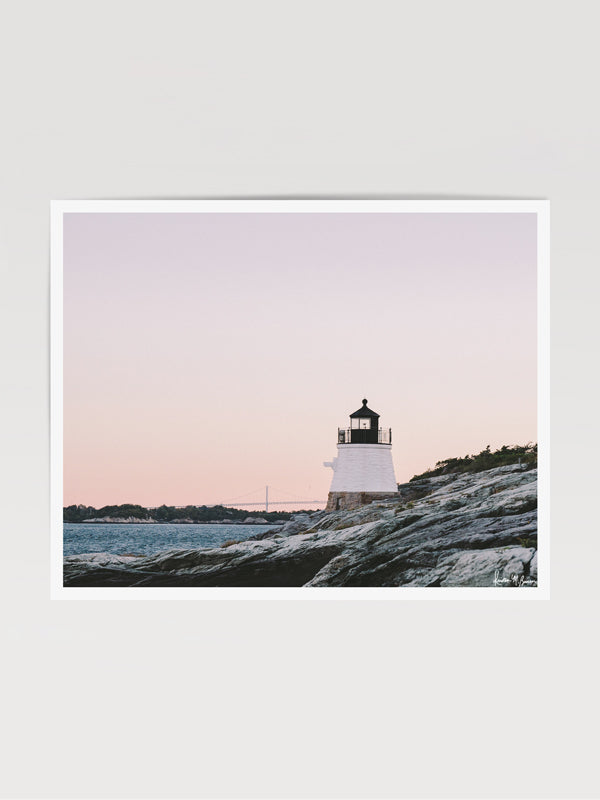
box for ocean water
[63,522,275,557]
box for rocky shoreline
[64,464,538,588]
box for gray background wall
[1,1,598,798]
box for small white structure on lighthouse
[324,399,398,511]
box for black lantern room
[337,399,392,445]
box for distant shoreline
[62,503,309,525]
[64,519,280,525]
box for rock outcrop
[64,465,538,588]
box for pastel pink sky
[64,212,537,508]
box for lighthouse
[324,399,398,511]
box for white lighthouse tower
[324,399,398,511]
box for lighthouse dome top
[349,398,380,419]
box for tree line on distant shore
[409,443,537,482]
[63,503,294,523]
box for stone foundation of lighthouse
[324,443,398,511]
[326,490,399,511]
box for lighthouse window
[352,417,371,430]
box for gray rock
[428,547,535,587]
[64,465,538,588]
[278,514,311,535]
[529,551,538,581]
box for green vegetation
[63,503,293,524]
[409,444,537,482]
[63,503,151,521]
[517,535,537,549]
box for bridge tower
[324,399,398,511]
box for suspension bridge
[219,485,325,512]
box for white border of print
[50,199,550,600]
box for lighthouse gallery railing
[337,428,392,445]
